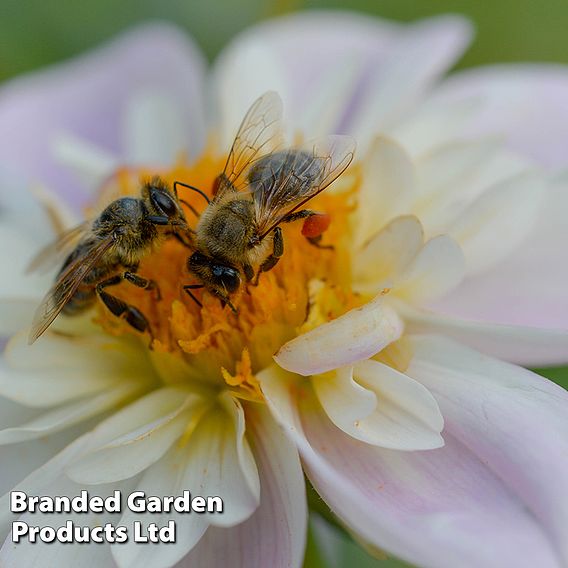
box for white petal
[430,172,568,336]
[400,304,568,366]
[123,91,192,166]
[66,388,199,483]
[1,331,152,407]
[275,296,404,376]
[350,359,443,449]
[112,446,208,568]
[354,137,416,247]
[394,235,465,304]
[312,366,377,430]
[181,401,260,528]
[179,406,307,568]
[449,171,545,274]
[353,215,424,294]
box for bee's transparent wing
[28,236,114,344]
[252,135,355,239]
[216,91,285,196]
[26,222,90,275]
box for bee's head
[144,177,187,227]
[188,252,241,295]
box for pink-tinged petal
[432,65,568,169]
[431,173,568,342]
[259,364,562,568]
[350,16,473,150]
[407,335,568,564]
[400,304,568,366]
[0,23,206,209]
[178,405,307,568]
[213,11,398,144]
[274,295,403,376]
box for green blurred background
[1,1,566,566]
[3,0,568,81]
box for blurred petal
[432,65,568,169]
[401,304,568,366]
[123,91,192,166]
[0,23,206,208]
[275,295,403,376]
[407,335,568,565]
[351,16,472,149]
[449,171,544,274]
[213,10,399,144]
[180,405,306,568]
[260,365,562,568]
[432,173,568,336]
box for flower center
[92,150,359,399]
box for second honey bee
[184,91,356,311]
[28,177,189,343]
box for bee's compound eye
[150,188,177,217]
[213,265,240,293]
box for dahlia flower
[0,12,567,568]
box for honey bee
[183,91,356,311]
[28,177,189,343]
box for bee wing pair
[28,229,114,344]
[215,91,356,239]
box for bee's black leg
[306,234,334,250]
[253,227,283,286]
[124,271,161,300]
[183,284,204,308]
[96,276,150,334]
[281,209,315,223]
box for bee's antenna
[180,199,200,219]
[174,181,211,205]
